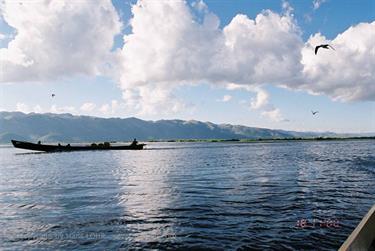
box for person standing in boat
[131,138,138,146]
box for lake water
[0,140,374,250]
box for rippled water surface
[0,140,374,250]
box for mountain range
[0,111,371,143]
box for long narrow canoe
[339,204,375,251]
[11,140,145,152]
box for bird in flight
[311,110,319,115]
[51,94,55,98]
[315,44,335,55]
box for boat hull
[11,140,145,152]
[339,204,375,251]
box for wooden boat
[339,204,375,251]
[11,140,145,152]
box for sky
[0,0,374,133]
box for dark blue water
[0,140,374,250]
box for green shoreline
[0,136,374,146]
[147,136,375,143]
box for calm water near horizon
[0,140,374,250]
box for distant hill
[0,111,370,143]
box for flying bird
[315,44,335,55]
[311,110,319,115]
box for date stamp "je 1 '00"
[296,218,340,229]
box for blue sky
[0,0,374,133]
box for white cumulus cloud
[99,100,127,115]
[33,105,42,113]
[15,102,30,113]
[218,95,232,102]
[1,0,374,118]
[50,105,76,114]
[300,22,375,101]
[250,88,286,122]
[15,103,44,113]
[312,0,327,10]
[250,89,269,110]
[0,0,121,83]
[191,0,208,12]
[116,0,303,115]
[0,32,7,40]
[261,108,284,122]
[116,0,374,114]
[80,102,96,112]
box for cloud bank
[116,0,304,115]
[1,0,374,118]
[115,0,374,115]
[0,0,121,82]
[301,22,375,101]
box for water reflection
[0,141,374,250]
[113,149,181,246]
[1,150,130,248]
